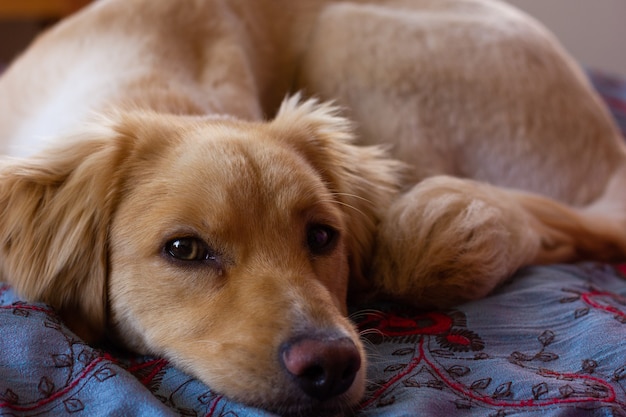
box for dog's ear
[0,120,133,342]
[270,95,402,292]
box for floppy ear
[0,121,133,341]
[270,95,403,292]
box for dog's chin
[275,404,352,417]
[261,370,365,417]
[263,394,359,417]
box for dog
[1,0,625,415]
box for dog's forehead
[125,123,343,235]
[177,127,328,205]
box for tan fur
[0,0,625,414]
[373,177,626,308]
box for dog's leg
[371,175,626,308]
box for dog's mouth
[270,400,357,417]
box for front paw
[371,176,539,308]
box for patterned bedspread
[1,71,626,417]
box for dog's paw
[371,176,540,308]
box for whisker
[349,309,385,320]
[359,328,384,339]
[331,191,375,205]
[361,338,386,355]
[317,198,368,219]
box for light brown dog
[1,0,625,415]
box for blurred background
[0,0,89,67]
[505,0,626,77]
[0,0,625,77]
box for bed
[1,70,626,417]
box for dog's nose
[281,335,361,401]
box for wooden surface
[0,0,90,18]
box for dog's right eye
[165,237,217,263]
[307,224,338,255]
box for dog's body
[1,0,626,415]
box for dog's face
[0,98,398,415]
[109,110,366,411]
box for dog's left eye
[307,224,338,255]
[165,237,218,263]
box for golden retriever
[1,0,625,415]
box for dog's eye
[307,224,338,255]
[165,237,217,263]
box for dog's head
[0,97,399,414]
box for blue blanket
[2,69,626,416]
[2,264,626,416]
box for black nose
[280,335,361,401]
